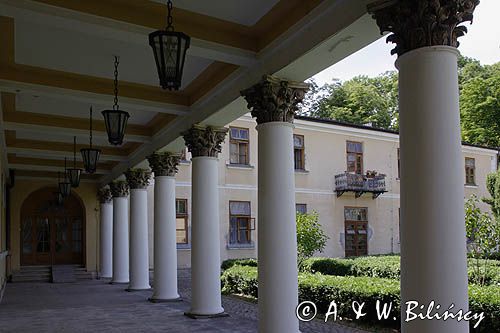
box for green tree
[460,62,500,147]
[296,211,328,270]
[303,56,500,145]
[483,169,500,219]
[305,72,399,130]
[465,195,500,285]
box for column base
[148,296,182,303]
[125,286,152,292]
[109,281,129,285]
[184,311,229,319]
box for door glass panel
[22,217,33,254]
[72,218,82,252]
[36,217,50,253]
[55,218,70,253]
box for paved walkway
[0,270,370,333]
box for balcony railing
[334,171,387,199]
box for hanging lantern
[149,0,190,90]
[59,167,71,198]
[102,56,129,145]
[67,136,82,187]
[53,191,64,206]
[81,107,101,173]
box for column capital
[97,187,112,204]
[367,0,479,57]
[182,124,228,158]
[109,180,129,197]
[125,168,152,189]
[147,152,181,177]
[240,75,309,125]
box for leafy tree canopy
[302,56,500,147]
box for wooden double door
[21,188,84,266]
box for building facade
[166,114,498,268]
[3,114,497,275]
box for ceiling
[0,0,382,184]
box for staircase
[11,266,51,283]
[73,265,94,281]
[11,265,94,283]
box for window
[180,148,188,162]
[346,141,363,174]
[344,207,368,257]
[176,199,188,244]
[229,127,249,165]
[465,157,475,185]
[296,204,307,214]
[397,148,400,179]
[229,201,254,245]
[294,134,305,170]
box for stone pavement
[0,270,370,333]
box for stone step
[18,266,51,272]
[11,275,51,283]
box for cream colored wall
[142,116,497,267]
[9,117,497,274]
[9,178,98,272]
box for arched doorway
[20,187,85,266]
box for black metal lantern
[59,167,71,198]
[81,107,101,174]
[149,0,190,90]
[53,191,64,206]
[67,136,82,187]
[102,56,129,146]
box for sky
[312,0,500,85]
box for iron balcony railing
[334,172,387,199]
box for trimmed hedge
[221,258,257,272]
[469,284,500,332]
[221,266,500,332]
[302,256,499,285]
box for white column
[257,122,299,333]
[150,176,180,301]
[398,46,468,333]
[128,187,151,291]
[188,156,224,316]
[111,195,129,284]
[99,201,113,278]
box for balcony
[334,171,387,199]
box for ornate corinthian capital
[97,187,112,204]
[182,124,228,158]
[125,168,152,189]
[109,180,129,197]
[240,75,309,125]
[147,152,181,177]
[367,0,480,57]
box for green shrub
[221,266,500,332]
[221,265,258,297]
[349,255,400,279]
[299,273,400,326]
[301,257,353,276]
[469,284,500,332]
[302,255,499,285]
[220,258,257,271]
[468,264,500,285]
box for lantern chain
[89,106,93,148]
[64,157,68,181]
[166,0,174,31]
[113,56,120,110]
[73,136,77,168]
